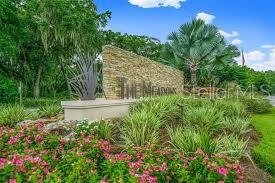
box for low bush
[0,105,38,127]
[184,106,223,132]
[168,127,247,159]
[130,95,184,121]
[183,97,213,109]
[215,100,247,119]
[120,110,162,146]
[22,98,60,108]
[168,127,201,153]
[218,135,247,159]
[39,104,62,118]
[0,123,244,183]
[75,120,113,140]
[168,127,220,154]
[221,118,251,136]
[240,96,272,114]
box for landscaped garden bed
[0,95,273,182]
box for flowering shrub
[0,123,244,183]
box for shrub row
[0,104,62,127]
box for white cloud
[236,49,275,71]
[196,12,215,24]
[235,44,275,71]
[245,51,266,62]
[268,48,275,61]
[219,30,239,39]
[128,0,186,8]
[261,45,275,49]
[231,38,242,45]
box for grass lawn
[252,108,275,176]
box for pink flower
[0,162,4,169]
[115,153,124,160]
[34,156,41,163]
[40,161,50,166]
[143,170,149,176]
[100,180,109,183]
[218,181,224,183]
[84,136,91,143]
[135,160,143,169]
[43,168,50,175]
[35,135,42,142]
[9,179,16,183]
[12,156,24,166]
[129,169,135,175]
[160,162,167,171]
[129,162,135,168]
[25,136,32,144]
[0,158,7,163]
[86,158,92,163]
[216,167,229,176]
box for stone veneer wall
[102,45,184,99]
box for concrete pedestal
[61,98,137,121]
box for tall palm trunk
[190,67,197,87]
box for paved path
[267,96,275,106]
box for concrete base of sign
[61,98,137,121]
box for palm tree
[168,19,239,87]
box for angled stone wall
[102,45,184,99]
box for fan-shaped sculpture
[68,49,98,100]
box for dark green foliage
[101,30,162,61]
[0,75,18,103]
[0,0,111,98]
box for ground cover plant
[0,121,244,183]
[0,94,272,182]
[0,105,39,127]
[252,108,275,175]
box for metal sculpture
[68,49,99,100]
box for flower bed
[0,122,244,183]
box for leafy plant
[121,110,162,146]
[39,104,62,118]
[130,95,184,121]
[184,106,223,132]
[221,118,251,136]
[215,99,246,118]
[0,105,37,126]
[168,127,220,154]
[183,97,213,109]
[75,120,113,140]
[240,96,272,114]
[167,19,239,86]
[168,127,201,153]
[23,98,60,108]
[218,135,247,159]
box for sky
[94,0,275,71]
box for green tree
[0,0,110,98]
[167,19,239,87]
[101,30,162,61]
